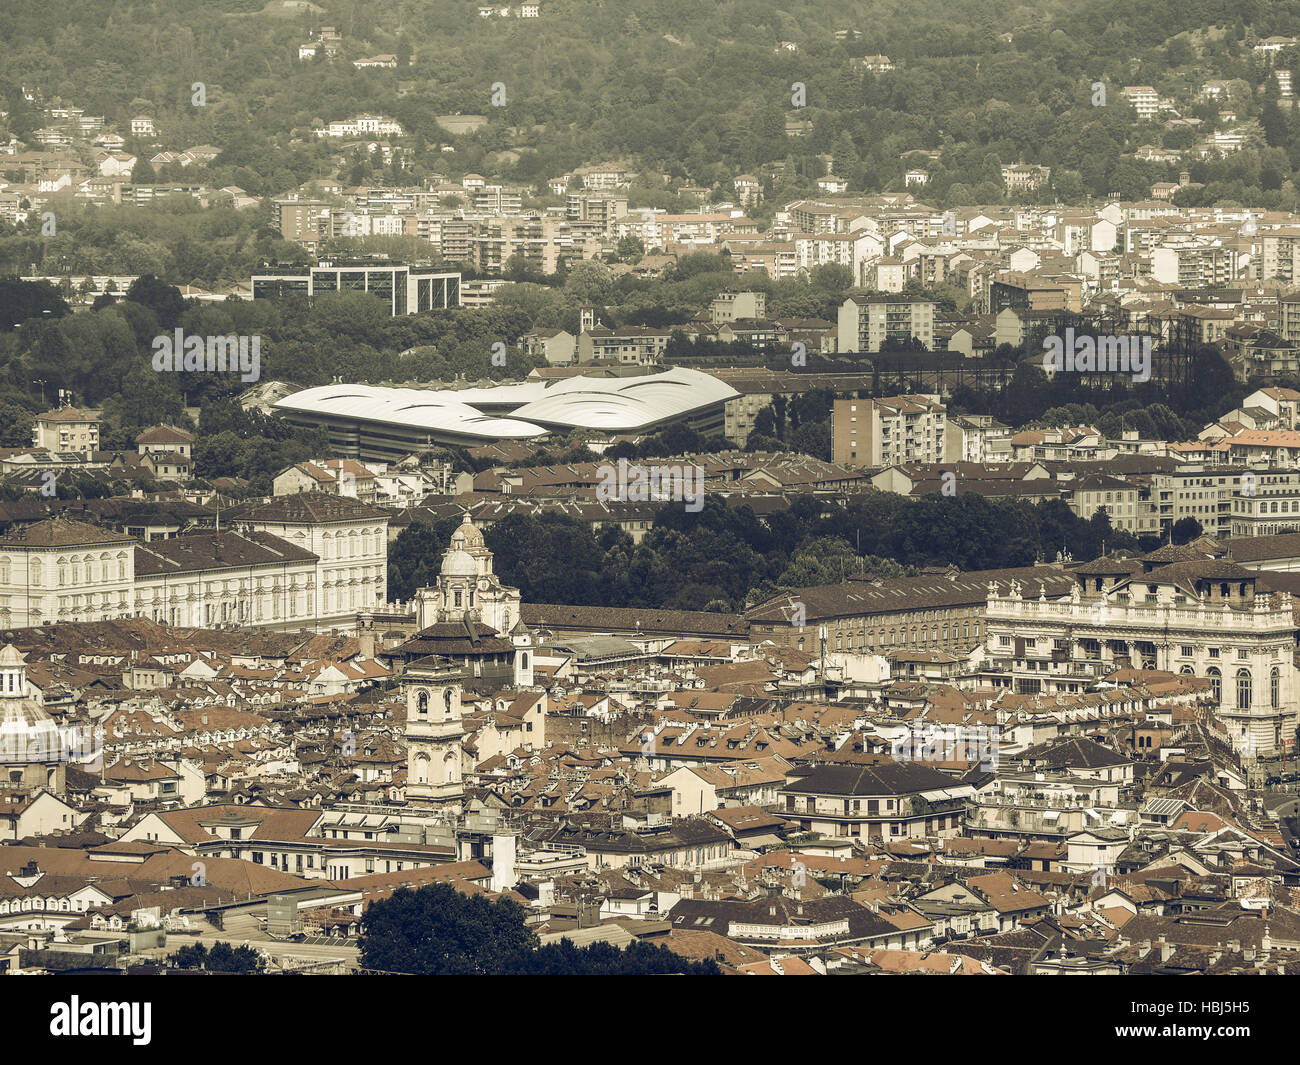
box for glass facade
[251,265,461,316]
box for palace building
[982,550,1298,760]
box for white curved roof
[511,368,739,430]
[273,368,738,440]
[273,384,549,441]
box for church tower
[414,514,521,634]
[510,617,535,686]
[403,657,467,807]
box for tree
[0,279,69,330]
[358,882,718,974]
[167,941,264,973]
[1171,517,1203,545]
[777,536,858,586]
[562,259,614,305]
[124,275,187,331]
[615,234,645,262]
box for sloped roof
[0,517,134,548]
[228,491,390,524]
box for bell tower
[403,657,467,806]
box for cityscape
[0,0,1295,1030]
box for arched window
[1236,669,1252,711]
[1272,667,1281,709]
[1207,666,1221,703]
[417,691,429,715]
[443,689,453,714]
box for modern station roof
[273,367,738,441]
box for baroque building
[0,645,70,796]
[229,491,390,628]
[0,518,135,628]
[415,515,520,633]
[982,553,1298,760]
[389,516,533,688]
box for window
[1271,667,1281,709]
[1236,669,1252,710]
[1180,645,1193,657]
[1208,647,1220,659]
[1207,667,1221,703]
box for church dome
[450,515,486,551]
[0,644,60,765]
[440,546,478,578]
[0,699,61,764]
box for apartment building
[710,291,767,324]
[32,407,100,456]
[832,394,945,467]
[944,414,1012,463]
[1278,292,1300,343]
[793,232,881,274]
[566,191,628,237]
[1150,241,1240,287]
[1062,466,1295,539]
[706,369,874,446]
[578,325,672,365]
[1228,470,1300,536]
[1121,86,1159,119]
[837,294,935,353]
[780,764,973,841]
[472,184,524,215]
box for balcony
[986,594,1292,632]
